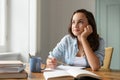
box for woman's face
[72,12,89,36]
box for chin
[73,33,80,36]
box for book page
[67,69,101,79]
[43,69,73,80]
[0,64,26,73]
[57,65,85,70]
[44,65,84,72]
[44,65,101,80]
[44,65,85,80]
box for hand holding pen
[46,57,69,69]
[46,57,57,69]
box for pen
[49,57,69,66]
[29,53,32,58]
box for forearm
[81,38,100,70]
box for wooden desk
[86,68,120,80]
[27,64,120,80]
[2,64,120,80]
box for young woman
[46,9,105,71]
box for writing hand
[46,57,57,69]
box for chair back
[101,47,113,69]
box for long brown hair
[68,9,99,51]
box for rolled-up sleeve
[48,36,67,60]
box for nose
[74,23,79,28]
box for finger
[87,25,93,33]
[47,58,52,63]
[51,57,57,63]
[84,27,87,32]
[47,58,54,66]
[47,62,56,69]
[48,58,57,65]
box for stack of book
[0,60,28,79]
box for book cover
[0,70,28,79]
[0,64,26,73]
[0,60,23,67]
[43,65,101,80]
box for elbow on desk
[91,65,101,71]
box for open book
[43,65,101,80]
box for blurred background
[0,0,120,70]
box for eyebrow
[72,19,85,23]
[79,19,84,21]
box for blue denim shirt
[49,35,105,67]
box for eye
[78,20,84,24]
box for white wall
[7,0,29,62]
[7,0,95,62]
[48,0,95,50]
